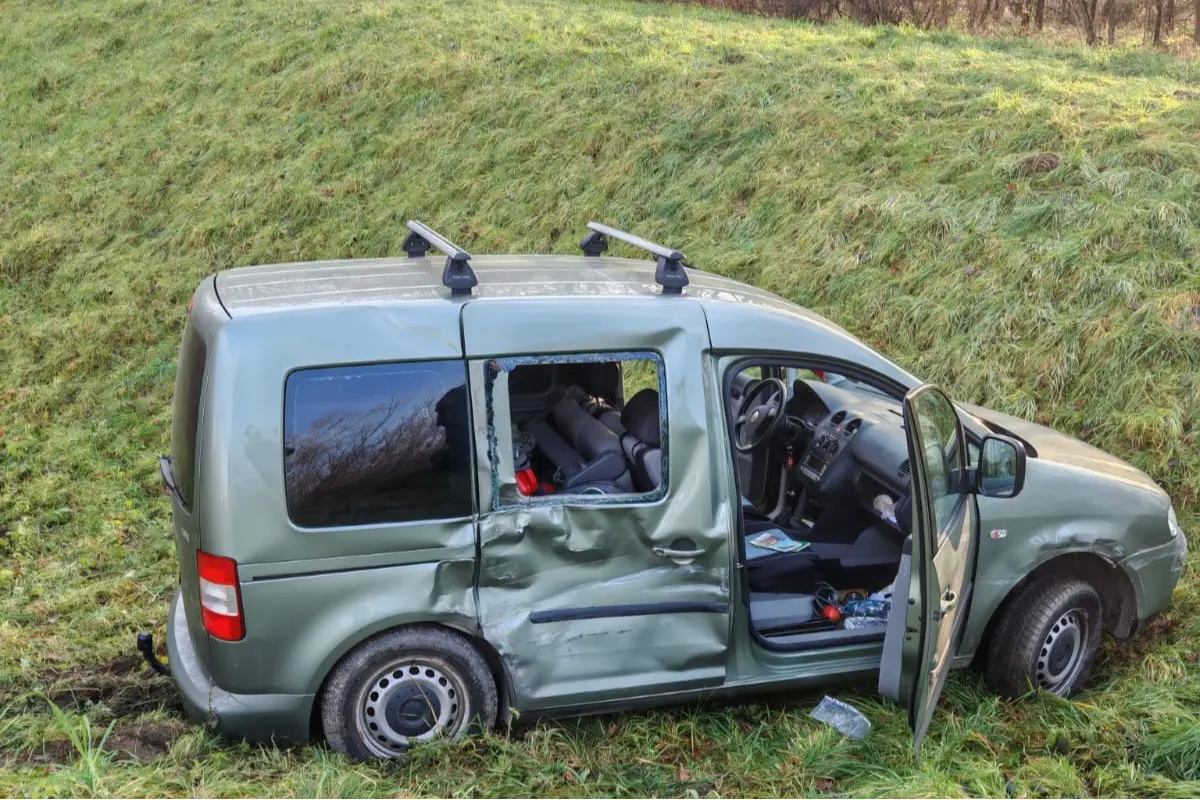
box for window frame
[281,358,475,530]
[484,350,669,510]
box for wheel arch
[309,621,513,743]
[973,550,1138,670]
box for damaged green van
[153,221,1187,759]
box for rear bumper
[167,590,315,745]
[1121,533,1188,630]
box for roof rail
[580,221,689,295]
[404,220,478,297]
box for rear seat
[584,389,663,493]
[523,388,632,492]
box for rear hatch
[163,277,225,674]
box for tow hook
[136,632,172,677]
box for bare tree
[1079,0,1101,42]
[1104,0,1118,42]
[1035,0,1046,29]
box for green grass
[1,0,1198,795]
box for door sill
[756,626,887,652]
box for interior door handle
[652,546,705,564]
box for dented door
[462,299,732,712]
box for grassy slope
[1,0,1198,795]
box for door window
[170,321,208,508]
[486,353,667,505]
[910,390,966,541]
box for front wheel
[984,578,1103,699]
[321,626,498,760]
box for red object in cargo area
[515,467,539,496]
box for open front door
[879,385,979,756]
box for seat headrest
[621,389,661,447]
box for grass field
[1,0,1198,795]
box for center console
[798,411,861,482]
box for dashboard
[782,378,914,527]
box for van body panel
[189,300,474,694]
[211,559,477,696]
[196,303,466,566]
[462,298,734,711]
[167,591,314,744]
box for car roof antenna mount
[581,221,689,294]
[405,220,478,297]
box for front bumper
[1121,531,1188,628]
[167,590,315,745]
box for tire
[984,578,1103,699]
[321,626,498,760]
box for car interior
[505,359,664,498]
[503,358,929,649]
[727,365,921,647]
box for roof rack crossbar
[405,220,478,297]
[581,221,689,294]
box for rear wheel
[321,626,498,760]
[984,578,1102,699]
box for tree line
[682,0,1199,46]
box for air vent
[898,460,910,480]
[830,410,847,426]
[843,417,862,435]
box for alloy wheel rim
[354,659,464,757]
[1036,609,1088,695]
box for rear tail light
[197,550,245,641]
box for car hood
[959,402,1165,495]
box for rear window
[171,322,207,508]
[283,360,473,528]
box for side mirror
[975,435,1026,498]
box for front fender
[209,558,478,696]
[957,459,1172,661]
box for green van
[154,221,1187,759]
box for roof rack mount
[404,220,478,297]
[580,221,689,295]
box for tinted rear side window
[284,361,473,528]
[171,323,207,508]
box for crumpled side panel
[478,504,729,708]
[463,299,733,713]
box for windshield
[793,368,896,402]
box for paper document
[748,530,810,553]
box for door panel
[880,384,978,755]
[462,299,731,712]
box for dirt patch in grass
[103,719,188,762]
[4,720,186,767]
[44,655,180,718]
[7,738,78,766]
[1015,152,1062,175]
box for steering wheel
[733,377,788,453]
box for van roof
[213,254,796,317]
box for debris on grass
[810,696,871,740]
